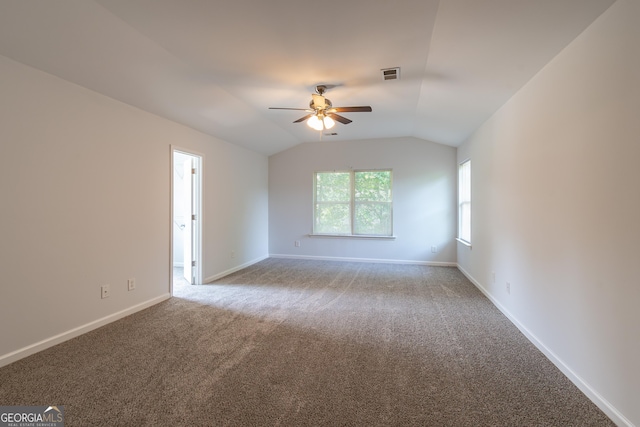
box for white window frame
[458,159,471,245]
[312,169,394,238]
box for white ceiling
[0,0,615,155]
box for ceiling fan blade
[331,106,372,113]
[269,107,312,111]
[293,114,313,123]
[328,113,352,125]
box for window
[458,160,471,244]
[313,170,393,237]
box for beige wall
[457,1,640,425]
[269,137,457,264]
[0,54,268,365]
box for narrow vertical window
[458,160,471,244]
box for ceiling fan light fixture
[270,85,371,130]
[323,115,335,129]
[307,115,323,131]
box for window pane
[355,171,391,202]
[460,202,470,242]
[313,170,392,236]
[316,172,350,202]
[458,160,471,243]
[314,203,350,234]
[354,202,392,235]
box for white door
[182,157,194,284]
[173,149,201,288]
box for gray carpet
[0,258,613,426]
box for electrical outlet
[231,250,236,259]
[295,240,301,247]
[506,282,511,295]
[101,284,110,299]
[431,246,437,253]
[128,278,136,291]
[492,272,496,284]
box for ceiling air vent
[381,67,400,81]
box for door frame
[170,145,204,294]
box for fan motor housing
[310,98,332,110]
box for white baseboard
[456,264,632,427]
[270,253,457,267]
[0,294,171,369]
[203,254,270,283]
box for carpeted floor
[0,259,614,426]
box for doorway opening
[171,148,203,293]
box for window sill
[309,234,396,240]
[456,238,472,248]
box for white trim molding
[271,253,457,267]
[0,294,170,368]
[456,264,632,427]
[308,234,396,240]
[203,254,270,283]
[455,237,472,248]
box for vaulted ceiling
[0,0,615,155]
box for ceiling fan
[269,85,372,131]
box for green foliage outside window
[314,170,392,236]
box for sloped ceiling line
[0,0,615,155]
